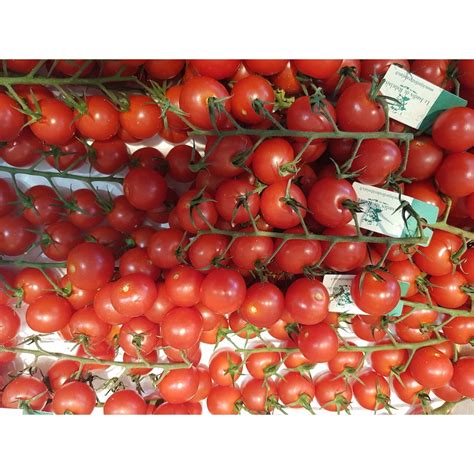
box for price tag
[379,64,466,131]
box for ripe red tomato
[30,98,75,146]
[201,268,246,314]
[231,75,274,125]
[106,195,145,234]
[6,59,40,74]
[166,145,198,182]
[351,315,387,342]
[188,234,230,271]
[351,269,401,316]
[400,293,438,329]
[260,181,307,229]
[76,95,119,141]
[336,83,385,132]
[245,345,281,379]
[327,343,364,375]
[369,341,408,376]
[23,185,61,226]
[432,382,463,403]
[51,381,96,414]
[40,221,83,261]
[0,305,20,343]
[13,268,54,304]
[352,369,391,411]
[0,215,36,256]
[158,367,200,403]
[90,138,129,174]
[411,60,450,88]
[176,189,218,233]
[271,62,301,95]
[287,96,336,141]
[120,95,163,139]
[240,282,284,328]
[103,390,147,415]
[165,265,204,307]
[26,294,72,333]
[277,371,315,408]
[451,357,474,398]
[94,284,132,325]
[359,59,410,81]
[251,138,295,184]
[161,307,203,349]
[55,60,95,77]
[401,136,443,180]
[0,92,25,141]
[432,107,474,152]
[206,385,241,414]
[314,371,353,412]
[442,316,474,344]
[67,242,115,291]
[67,188,104,230]
[387,260,421,298]
[293,60,342,79]
[118,316,158,357]
[392,371,425,404]
[351,139,402,185]
[111,273,157,317]
[69,306,111,345]
[48,359,81,392]
[321,225,368,272]
[275,226,321,274]
[45,137,87,171]
[409,346,453,389]
[429,271,469,308]
[241,377,278,413]
[0,179,16,217]
[308,177,356,227]
[145,60,185,79]
[285,278,329,325]
[230,231,273,270]
[190,60,241,79]
[435,151,474,197]
[244,60,287,76]
[404,179,447,216]
[119,247,160,280]
[297,322,338,363]
[209,349,243,386]
[123,167,167,211]
[147,229,188,269]
[180,76,231,130]
[215,179,260,225]
[2,376,49,410]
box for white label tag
[379,65,466,130]
[351,182,439,246]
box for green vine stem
[196,227,427,246]
[0,344,189,371]
[400,299,473,318]
[0,165,123,185]
[0,260,66,269]
[236,337,448,355]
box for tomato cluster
[0,59,473,415]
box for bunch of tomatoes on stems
[0,58,473,416]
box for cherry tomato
[451,357,474,398]
[120,95,163,139]
[392,371,425,404]
[336,83,385,132]
[314,371,353,412]
[352,369,391,411]
[118,316,158,356]
[26,294,72,333]
[442,316,474,344]
[240,282,284,328]
[2,376,48,410]
[145,60,185,79]
[359,59,409,80]
[147,229,187,269]
[103,390,147,415]
[76,95,119,141]
[188,234,230,271]
[13,268,54,305]
[435,151,474,197]
[429,271,469,308]
[285,278,329,325]
[41,221,83,261]
[94,284,132,325]
[245,344,281,379]
[369,340,408,377]
[241,377,278,413]
[401,136,443,180]
[66,242,115,291]
[0,215,36,256]
[90,138,129,174]
[190,60,241,79]
[158,367,199,404]
[111,273,157,317]
[277,371,314,408]
[30,98,75,146]
[432,107,474,152]
[409,346,453,389]
[206,385,241,414]
[180,76,230,130]
[351,269,401,316]
[0,92,25,141]
[48,359,81,391]
[327,343,364,375]
[161,307,203,350]
[51,381,96,414]
[297,322,338,363]
[0,305,20,343]
[293,60,342,79]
